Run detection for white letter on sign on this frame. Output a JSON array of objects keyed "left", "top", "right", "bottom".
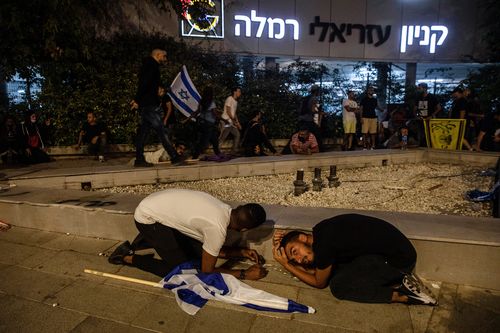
[
  {"left": 234, "top": 11, "right": 300, "bottom": 40},
  {"left": 400, "top": 25, "right": 448, "bottom": 54}
]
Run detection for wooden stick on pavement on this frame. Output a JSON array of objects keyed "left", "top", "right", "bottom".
[{"left": 84, "top": 269, "right": 160, "bottom": 288}]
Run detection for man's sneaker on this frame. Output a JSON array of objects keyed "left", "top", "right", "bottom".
[
  {"left": 134, "top": 159, "right": 154, "bottom": 167},
  {"left": 108, "top": 241, "right": 134, "bottom": 265},
  {"left": 398, "top": 274, "right": 438, "bottom": 306},
  {"left": 98, "top": 155, "right": 105, "bottom": 163},
  {"left": 406, "top": 273, "right": 437, "bottom": 298}
]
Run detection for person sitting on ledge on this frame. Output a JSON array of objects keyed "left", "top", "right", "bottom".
[
  {"left": 109, "top": 189, "right": 268, "bottom": 280},
  {"left": 289, "top": 127, "right": 319, "bottom": 155},
  {"left": 385, "top": 126, "right": 419, "bottom": 149},
  {"left": 241, "top": 110, "right": 278, "bottom": 157},
  {"left": 20, "top": 111, "right": 51, "bottom": 164},
  {"left": 75, "top": 111, "right": 108, "bottom": 162},
  {"left": 272, "top": 214, "right": 437, "bottom": 306}
]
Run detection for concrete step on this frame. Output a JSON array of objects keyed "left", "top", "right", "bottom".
[
  {"left": 4, "top": 149, "right": 499, "bottom": 190},
  {"left": 1, "top": 185, "right": 499, "bottom": 291}
]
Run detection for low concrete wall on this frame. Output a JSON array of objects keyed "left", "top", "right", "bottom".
[
  {"left": 8, "top": 149, "right": 497, "bottom": 191},
  {"left": 45, "top": 138, "right": 344, "bottom": 158},
  {"left": 1, "top": 195, "right": 499, "bottom": 291}
]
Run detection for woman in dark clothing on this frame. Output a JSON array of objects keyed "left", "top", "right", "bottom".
[
  {"left": 0, "top": 114, "right": 24, "bottom": 164},
  {"left": 188, "top": 86, "right": 222, "bottom": 159},
  {"left": 20, "top": 112, "right": 50, "bottom": 164},
  {"left": 241, "top": 111, "right": 278, "bottom": 157}
]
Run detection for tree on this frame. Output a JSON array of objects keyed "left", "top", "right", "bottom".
[{"left": 465, "top": 65, "right": 500, "bottom": 113}]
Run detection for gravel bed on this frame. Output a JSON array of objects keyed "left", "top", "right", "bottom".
[{"left": 100, "top": 163, "right": 494, "bottom": 217}]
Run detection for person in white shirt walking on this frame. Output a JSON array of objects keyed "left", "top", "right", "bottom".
[{"left": 220, "top": 87, "right": 242, "bottom": 155}]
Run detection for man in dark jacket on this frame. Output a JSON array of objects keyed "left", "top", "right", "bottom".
[{"left": 131, "top": 49, "right": 181, "bottom": 167}]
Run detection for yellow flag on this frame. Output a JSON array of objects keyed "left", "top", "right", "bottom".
[{"left": 424, "top": 119, "right": 466, "bottom": 150}]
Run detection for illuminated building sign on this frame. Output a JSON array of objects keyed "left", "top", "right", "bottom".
[
  {"left": 309, "top": 16, "right": 391, "bottom": 46},
  {"left": 181, "top": 0, "right": 224, "bottom": 38},
  {"left": 234, "top": 10, "right": 299, "bottom": 40},
  {"left": 400, "top": 25, "right": 448, "bottom": 54},
  {"left": 176, "top": 0, "right": 462, "bottom": 61}
]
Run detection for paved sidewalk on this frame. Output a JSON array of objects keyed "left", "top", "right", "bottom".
[{"left": 1, "top": 226, "right": 499, "bottom": 333}]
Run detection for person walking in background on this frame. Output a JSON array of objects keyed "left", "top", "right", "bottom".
[
  {"left": 130, "top": 48, "right": 182, "bottom": 167},
  {"left": 342, "top": 90, "right": 358, "bottom": 151},
  {"left": 75, "top": 111, "right": 108, "bottom": 162},
  {"left": 158, "top": 84, "right": 176, "bottom": 135},
  {"left": 219, "top": 87, "right": 242, "bottom": 155},
  {"left": 187, "top": 86, "right": 222, "bottom": 160},
  {"left": 360, "top": 86, "right": 381, "bottom": 150}
]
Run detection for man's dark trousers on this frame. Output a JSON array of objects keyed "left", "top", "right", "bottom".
[
  {"left": 131, "top": 221, "right": 203, "bottom": 277},
  {"left": 135, "top": 106, "right": 178, "bottom": 162},
  {"left": 329, "top": 254, "right": 415, "bottom": 303}
]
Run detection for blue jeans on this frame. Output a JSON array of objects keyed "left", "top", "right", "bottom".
[{"left": 136, "top": 106, "right": 177, "bottom": 161}]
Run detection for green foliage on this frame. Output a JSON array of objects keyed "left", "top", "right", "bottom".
[
  {"left": 465, "top": 64, "right": 500, "bottom": 112},
  {"left": 27, "top": 30, "right": 356, "bottom": 145},
  {"left": 480, "top": 0, "right": 500, "bottom": 62},
  {"left": 238, "top": 66, "right": 301, "bottom": 138}
]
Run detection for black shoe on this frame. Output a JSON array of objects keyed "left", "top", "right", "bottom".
[
  {"left": 134, "top": 160, "right": 154, "bottom": 167},
  {"left": 108, "top": 241, "right": 134, "bottom": 265},
  {"left": 170, "top": 155, "right": 186, "bottom": 166}
]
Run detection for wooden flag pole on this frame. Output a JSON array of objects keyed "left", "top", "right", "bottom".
[{"left": 84, "top": 269, "right": 160, "bottom": 288}]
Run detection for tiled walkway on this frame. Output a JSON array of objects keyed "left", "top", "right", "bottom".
[{"left": 1, "top": 226, "right": 499, "bottom": 333}]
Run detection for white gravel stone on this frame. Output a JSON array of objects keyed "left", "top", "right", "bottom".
[{"left": 99, "top": 163, "right": 493, "bottom": 217}]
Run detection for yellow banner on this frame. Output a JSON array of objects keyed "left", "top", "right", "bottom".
[{"left": 424, "top": 119, "right": 466, "bottom": 150}]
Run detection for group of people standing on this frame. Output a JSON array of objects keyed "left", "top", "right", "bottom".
[{"left": 341, "top": 82, "right": 499, "bottom": 152}]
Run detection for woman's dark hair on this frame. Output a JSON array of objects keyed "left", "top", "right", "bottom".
[
  {"left": 200, "top": 86, "right": 214, "bottom": 111},
  {"left": 250, "top": 110, "right": 262, "bottom": 120}
]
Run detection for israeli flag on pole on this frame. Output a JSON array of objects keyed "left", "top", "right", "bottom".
[
  {"left": 160, "top": 262, "right": 316, "bottom": 315},
  {"left": 168, "top": 66, "right": 201, "bottom": 119}
]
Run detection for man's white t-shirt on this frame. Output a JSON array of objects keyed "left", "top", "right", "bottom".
[
  {"left": 342, "top": 99, "right": 357, "bottom": 121},
  {"left": 134, "top": 189, "right": 232, "bottom": 257},
  {"left": 222, "top": 96, "right": 238, "bottom": 128}
]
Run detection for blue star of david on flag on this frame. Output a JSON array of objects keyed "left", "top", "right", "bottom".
[
  {"left": 178, "top": 89, "right": 190, "bottom": 101},
  {"left": 168, "top": 66, "right": 201, "bottom": 120}
]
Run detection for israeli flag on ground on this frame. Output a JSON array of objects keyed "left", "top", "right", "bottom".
[
  {"left": 159, "top": 261, "right": 316, "bottom": 315},
  {"left": 168, "top": 66, "right": 201, "bottom": 119},
  {"left": 466, "top": 181, "right": 500, "bottom": 202}
]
